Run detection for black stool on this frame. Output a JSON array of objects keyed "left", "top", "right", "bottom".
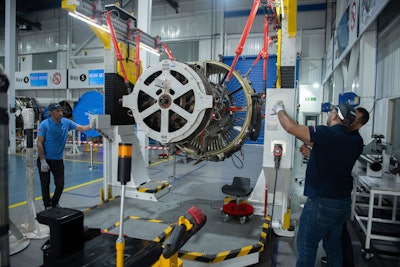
[{"left": 221, "top": 176, "right": 254, "bottom": 224}]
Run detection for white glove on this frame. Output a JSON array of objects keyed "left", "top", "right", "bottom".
[
  {"left": 272, "top": 101, "right": 285, "bottom": 114},
  {"left": 89, "top": 115, "right": 96, "bottom": 129},
  {"left": 40, "top": 159, "right": 50, "bottom": 172}
]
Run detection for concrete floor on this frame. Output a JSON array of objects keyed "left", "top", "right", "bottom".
[{"left": 7, "top": 143, "right": 400, "bottom": 266}]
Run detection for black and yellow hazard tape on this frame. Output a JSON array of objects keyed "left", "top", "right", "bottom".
[
  {"left": 81, "top": 195, "right": 120, "bottom": 214},
  {"left": 153, "top": 225, "right": 173, "bottom": 243},
  {"left": 103, "top": 216, "right": 131, "bottom": 233},
  {"left": 178, "top": 216, "right": 270, "bottom": 263},
  {"left": 178, "top": 243, "right": 263, "bottom": 263},
  {"left": 258, "top": 215, "right": 271, "bottom": 250},
  {"left": 137, "top": 181, "right": 169, "bottom": 193},
  {"left": 102, "top": 214, "right": 173, "bottom": 238},
  {"left": 100, "top": 211, "right": 271, "bottom": 264}
]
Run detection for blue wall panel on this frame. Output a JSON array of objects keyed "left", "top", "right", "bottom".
[{"left": 224, "top": 55, "right": 277, "bottom": 145}]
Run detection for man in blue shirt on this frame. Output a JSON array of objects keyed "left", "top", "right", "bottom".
[
  {"left": 37, "top": 103, "right": 91, "bottom": 210},
  {"left": 272, "top": 102, "right": 363, "bottom": 267}
]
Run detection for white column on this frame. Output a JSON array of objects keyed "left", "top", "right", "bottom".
[
  {"left": 333, "top": 67, "right": 344, "bottom": 103},
  {"left": 345, "top": 43, "right": 360, "bottom": 91},
  {"left": 219, "top": 0, "right": 225, "bottom": 57},
  {"left": 137, "top": 0, "right": 152, "bottom": 70},
  {"left": 136, "top": 1, "right": 153, "bottom": 165},
  {"left": 358, "top": 30, "right": 376, "bottom": 140}
]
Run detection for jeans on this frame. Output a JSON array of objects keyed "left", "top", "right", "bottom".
[
  {"left": 296, "top": 197, "right": 351, "bottom": 267},
  {"left": 341, "top": 221, "right": 354, "bottom": 267}
]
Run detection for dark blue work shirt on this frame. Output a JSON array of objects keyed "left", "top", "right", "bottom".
[{"left": 304, "top": 124, "right": 363, "bottom": 199}]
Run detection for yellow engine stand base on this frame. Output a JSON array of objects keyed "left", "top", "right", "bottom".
[
  {"left": 84, "top": 143, "right": 99, "bottom": 152},
  {"left": 100, "top": 186, "right": 113, "bottom": 202},
  {"left": 152, "top": 253, "right": 182, "bottom": 267}
]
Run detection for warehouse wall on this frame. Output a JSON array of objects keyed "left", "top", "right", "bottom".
[
  {"left": 3, "top": 0, "right": 378, "bottom": 149},
  {"left": 319, "top": 0, "right": 400, "bottom": 155},
  {"left": 374, "top": 0, "right": 400, "bottom": 155},
  {"left": 0, "top": 1, "right": 327, "bottom": 72}
]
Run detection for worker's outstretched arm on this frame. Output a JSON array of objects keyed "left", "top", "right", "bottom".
[{"left": 272, "top": 102, "right": 310, "bottom": 143}]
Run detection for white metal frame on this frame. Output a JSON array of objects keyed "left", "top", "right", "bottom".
[{"left": 351, "top": 173, "right": 400, "bottom": 257}]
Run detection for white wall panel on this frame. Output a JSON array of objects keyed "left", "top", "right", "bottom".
[
  {"left": 300, "top": 29, "right": 325, "bottom": 58},
  {"left": 373, "top": 98, "right": 390, "bottom": 138},
  {"left": 152, "top": 14, "right": 213, "bottom": 40},
  {"left": 297, "top": 10, "right": 326, "bottom": 30},
  {"left": 377, "top": 17, "right": 400, "bottom": 99},
  {"left": 299, "top": 59, "right": 323, "bottom": 85},
  {"left": 299, "top": 84, "right": 323, "bottom": 112},
  {"left": 225, "top": 34, "right": 277, "bottom": 56},
  {"left": 198, "top": 38, "right": 220, "bottom": 61},
  {"left": 17, "top": 18, "right": 102, "bottom": 54},
  {"left": 224, "top": 16, "right": 266, "bottom": 35},
  {"left": 152, "top": 0, "right": 213, "bottom": 19},
  {"left": 18, "top": 31, "right": 60, "bottom": 54},
  {"left": 199, "top": 39, "right": 210, "bottom": 61},
  {"left": 152, "top": 0, "right": 252, "bottom": 19}
]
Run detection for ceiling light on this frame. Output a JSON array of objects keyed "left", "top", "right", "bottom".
[
  {"left": 139, "top": 43, "right": 160, "bottom": 56},
  {"left": 68, "top": 12, "right": 110, "bottom": 33}
]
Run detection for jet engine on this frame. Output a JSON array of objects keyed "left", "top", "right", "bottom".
[{"left": 123, "top": 59, "right": 262, "bottom": 161}]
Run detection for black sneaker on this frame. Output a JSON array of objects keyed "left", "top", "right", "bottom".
[
  {"left": 45, "top": 206, "right": 52, "bottom": 211},
  {"left": 321, "top": 256, "right": 327, "bottom": 264},
  {"left": 52, "top": 204, "right": 61, "bottom": 208}
]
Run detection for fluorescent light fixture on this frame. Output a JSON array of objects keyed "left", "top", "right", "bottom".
[
  {"left": 139, "top": 43, "right": 160, "bottom": 56},
  {"left": 48, "top": 59, "right": 53, "bottom": 63},
  {"left": 69, "top": 11, "right": 159, "bottom": 57},
  {"left": 68, "top": 12, "right": 110, "bottom": 33},
  {"left": 312, "top": 82, "right": 320, "bottom": 89}
]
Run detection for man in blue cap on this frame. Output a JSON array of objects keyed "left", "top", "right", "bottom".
[
  {"left": 299, "top": 106, "right": 370, "bottom": 267},
  {"left": 37, "top": 103, "right": 91, "bottom": 210},
  {"left": 272, "top": 101, "right": 363, "bottom": 267}
]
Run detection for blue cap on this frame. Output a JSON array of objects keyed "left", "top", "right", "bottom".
[{"left": 48, "top": 103, "right": 62, "bottom": 111}]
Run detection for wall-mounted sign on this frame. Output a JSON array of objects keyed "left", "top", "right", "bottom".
[
  {"left": 359, "top": 0, "right": 390, "bottom": 36},
  {"left": 333, "top": 4, "right": 350, "bottom": 68},
  {"left": 15, "top": 70, "right": 67, "bottom": 90},
  {"left": 333, "top": 0, "right": 359, "bottom": 70},
  {"left": 324, "top": 0, "right": 389, "bottom": 83},
  {"left": 88, "top": 69, "right": 104, "bottom": 86},
  {"left": 348, "top": 0, "right": 359, "bottom": 49},
  {"left": 30, "top": 73, "right": 48, "bottom": 87},
  {"left": 69, "top": 68, "right": 104, "bottom": 89}
]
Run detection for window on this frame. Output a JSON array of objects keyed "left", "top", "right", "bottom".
[{"left": 32, "top": 52, "right": 57, "bottom": 70}]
